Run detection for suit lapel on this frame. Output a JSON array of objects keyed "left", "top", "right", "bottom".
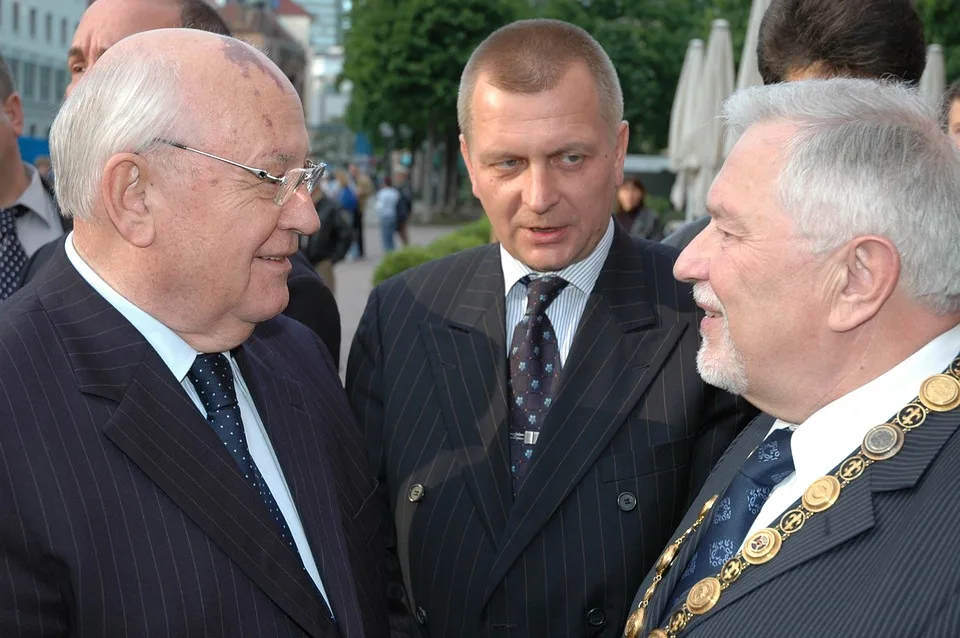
[
  {"left": 483, "top": 230, "right": 686, "bottom": 606},
  {"left": 419, "top": 247, "right": 513, "bottom": 544},
  {"left": 38, "top": 248, "right": 335, "bottom": 638}
]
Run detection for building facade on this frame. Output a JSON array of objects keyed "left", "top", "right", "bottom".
[{"left": 0, "top": 0, "right": 86, "bottom": 138}]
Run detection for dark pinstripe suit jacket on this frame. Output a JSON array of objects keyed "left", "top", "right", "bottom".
[
  {"left": 346, "top": 227, "right": 756, "bottom": 638},
  {"left": 0, "top": 245, "right": 387, "bottom": 637},
  {"left": 628, "top": 404, "right": 960, "bottom": 637}
]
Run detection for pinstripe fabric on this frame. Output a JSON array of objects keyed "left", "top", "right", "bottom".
[
  {"left": 502, "top": 219, "right": 614, "bottom": 364},
  {"left": 0, "top": 244, "right": 388, "bottom": 637},
  {"left": 628, "top": 403, "right": 960, "bottom": 638},
  {"left": 346, "top": 226, "right": 757, "bottom": 638}
]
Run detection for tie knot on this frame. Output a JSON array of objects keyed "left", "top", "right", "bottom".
[
  {"left": 187, "top": 353, "right": 238, "bottom": 412},
  {"left": 521, "top": 275, "right": 568, "bottom": 316},
  {"left": 741, "top": 426, "right": 796, "bottom": 487}
]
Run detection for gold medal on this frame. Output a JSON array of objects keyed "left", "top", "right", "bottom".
[
  {"left": 779, "top": 508, "right": 806, "bottom": 534},
  {"left": 686, "top": 577, "right": 721, "bottom": 615},
  {"left": 648, "top": 630, "right": 669, "bottom": 638},
  {"left": 700, "top": 494, "right": 719, "bottom": 517},
  {"left": 667, "top": 610, "right": 687, "bottom": 634},
  {"left": 656, "top": 543, "right": 679, "bottom": 573},
  {"left": 919, "top": 374, "right": 960, "bottom": 412},
  {"left": 623, "top": 608, "right": 644, "bottom": 638},
  {"left": 839, "top": 456, "right": 867, "bottom": 481},
  {"left": 897, "top": 403, "right": 927, "bottom": 429},
  {"left": 862, "top": 423, "right": 904, "bottom": 461},
  {"left": 720, "top": 557, "right": 743, "bottom": 584},
  {"left": 802, "top": 476, "right": 841, "bottom": 513},
  {"left": 643, "top": 582, "right": 658, "bottom": 604},
  {"left": 743, "top": 528, "right": 782, "bottom": 565}
]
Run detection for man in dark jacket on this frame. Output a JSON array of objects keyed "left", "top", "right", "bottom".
[{"left": 303, "top": 187, "right": 354, "bottom": 293}]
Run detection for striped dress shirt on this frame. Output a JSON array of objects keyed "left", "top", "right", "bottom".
[{"left": 501, "top": 218, "right": 615, "bottom": 365}]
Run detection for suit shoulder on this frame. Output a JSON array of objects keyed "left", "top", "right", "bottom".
[{"left": 0, "top": 287, "right": 48, "bottom": 345}]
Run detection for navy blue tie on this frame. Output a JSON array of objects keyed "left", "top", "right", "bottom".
[
  {"left": 670, "top": 426, "right": 796, "bottom": 605},
  {"left": 187, "top": 353, "right": 295, "bottom": 548},
  {"left": 0, "top": 205, "right": 29, "bottom": 301},
  {"left": 508, "top": 275, "right": 568, "bottom": 494}
]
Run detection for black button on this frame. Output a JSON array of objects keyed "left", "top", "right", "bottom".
[
  {"left": 586, "top": 607, "right": 606, "bottom": 627},
  {"left": 416, "top": 606, "right": 428, "bottom": 624},
  {"left": 618, "top": 492, "right": 637, "bottom": 512}
]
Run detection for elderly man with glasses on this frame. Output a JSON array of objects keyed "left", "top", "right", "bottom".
[{"left": 0, "top": 29, "right": 388, "bottom": 638}]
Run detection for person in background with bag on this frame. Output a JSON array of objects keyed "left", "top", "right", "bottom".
[
  {"left": 394, "top": 170, "right": 413, "bottom": 247},
  {"left": 302, "top": 186, "right": 354, "bottom": 294},
  {"left": 374, "top": 176, "right": 401, "bottom": 254}
]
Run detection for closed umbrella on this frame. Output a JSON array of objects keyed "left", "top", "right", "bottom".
[
  {"left": 736, "top": 0, "right": 770, "bottom": 91},
  {"left": 668, "top": 39, "right": 704, "bottom": 211},
  {"left": 683, "top": 19, "right": 735, "bottom": 221},
  {"left": 920, "top": 44, "right": 946, "bottom": 109}
]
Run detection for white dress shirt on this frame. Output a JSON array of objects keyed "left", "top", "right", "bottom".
[
  {"left": 740, "top": 323, "right": 960, "bottom": 549},
  {"left": 13, "top": 162, "right": 62, "bottom": 256},
  {"left": 502, "top": 218, "right": 614, "bottom": 365},
  {"left": 65, "top": 234, "right": 333, "bottom": 613}
]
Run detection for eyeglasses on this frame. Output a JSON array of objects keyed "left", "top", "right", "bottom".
[{"left": 155, "top": 139, "right": 326, "bottom": 206}]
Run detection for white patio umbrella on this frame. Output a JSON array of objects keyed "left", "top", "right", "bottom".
[
  {"left": 668, "top": 39, "right": 705, "bottom": 211},
  {"left": 683, "top": 19, "right": 735, "bottom": 221},
  {"left": 920, "top": 44, "right": 946, "bottom": 109},
  {"left": 723, "top": 0, "right": 771, "bottom": 156}
]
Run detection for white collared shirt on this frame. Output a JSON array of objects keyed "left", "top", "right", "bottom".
[
  {"left": 502, "top": 218, "right": 614, "bottom": 365},
  {"left": 740, "top": 323, "right": 960, "bottom": 549},
  {"left": 64, "top": 234, "right": 333, "bottom": 614},
  {"left": 13, "top": 163, "right": 62, "bottom": 256}
]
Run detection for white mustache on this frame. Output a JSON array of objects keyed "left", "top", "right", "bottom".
[{"left": 692, "top": 282, "right": 725, "bottom": 314}]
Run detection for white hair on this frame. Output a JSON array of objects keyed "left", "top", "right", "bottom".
[
  {"left": 723, "top": 78, "right": 960, "bottom": 315},
  {"left": 50, "top": 48, "right": 184, "bottom": 221}
]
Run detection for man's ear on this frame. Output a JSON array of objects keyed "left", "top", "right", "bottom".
[
  {"left": 100, "top": 153, "right": 156, "bottom": 248},
  {"left": 3, "top": 93, "right": 25, "bottom": 137},
  {"left": 614, "top": 120, "right": 629, "bottom": 186},
  {"left": 828, "top": 236, "right": 900, "bottom": 333}
]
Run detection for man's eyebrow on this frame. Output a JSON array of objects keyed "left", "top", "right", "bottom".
[{"left": 67, "top": 47, "right": 83, "bottom": 60}]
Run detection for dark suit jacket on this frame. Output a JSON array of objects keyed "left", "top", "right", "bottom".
[
  {"left": 19, "top": 239, "right": 342, "bottom": 367},
  {"left": 628, "top": 394, "right": 960, "bottom": 637},
  {"left": 346, "top": 227, "right": 756, "bottom": 638},
  {"left": 0, "top": 244, "right": 388, "bottom": 637}
]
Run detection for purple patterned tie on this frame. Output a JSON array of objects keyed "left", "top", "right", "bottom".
[
  {"left": 669, "top": 426, "right": 795, "bottom": 607},
  {"left": 0, "top": 205, "right": 29, "bottom": 301},
  {"left": 508, "top": 275, "right": 568, "bottom": 495}
]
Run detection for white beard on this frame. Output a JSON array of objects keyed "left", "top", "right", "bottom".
[{"left": 693, "top": 282, "right": 749, "bottom": 396}]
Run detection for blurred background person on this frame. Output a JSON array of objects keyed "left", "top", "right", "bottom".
[
  {"left": 347, "top": 163, "right": 374, "bottom": 259},
  {"left": 373, "top": 175, "right": 401, "bottom": 253},
  {"left": 0, "top": 55, "right": 68, "bottom": 301},
  {"left": 302, "top": 185, "right": 353, "bottom": 293},
  {"left": 394, "top": 169, "right": 413, "bottom": 247},
  {"left": 615, "top": 177, "right": 662, "bottom": 240},
  {"left": 942, "top": 80, "right": 960, "bottom": 150}
]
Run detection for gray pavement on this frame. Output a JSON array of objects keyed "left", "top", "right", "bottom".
[{"left": 333, "top": 220, "right": 456, "bottom": 373}]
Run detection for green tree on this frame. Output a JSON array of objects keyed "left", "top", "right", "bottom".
[{"left": 917, "top": 0, "right": 960, "bottom": 83}]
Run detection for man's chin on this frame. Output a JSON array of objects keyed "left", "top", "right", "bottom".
[{"left": 696, "top": 348, "right": 749, "bottom": 396}]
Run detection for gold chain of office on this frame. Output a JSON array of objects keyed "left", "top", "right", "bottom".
[{"left": 623, "top": 353, "right": 960, "bottom": 638}]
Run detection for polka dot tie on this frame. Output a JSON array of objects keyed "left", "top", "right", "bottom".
[
  {"left": 188, "top": 353, "right": 295, "bottom": 548},
  {"left": 669, "top": 426, "right": 796, "bottom": 608},
  {"left": 508, "top": 275, "right": 569, "bottom": 495},
  {"left": 0, "top": 205, "right": 29, "bottom": 301}
]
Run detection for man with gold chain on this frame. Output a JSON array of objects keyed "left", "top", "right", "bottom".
[{"left": 623, "top": 77, "right": 960, "bottom": 637}]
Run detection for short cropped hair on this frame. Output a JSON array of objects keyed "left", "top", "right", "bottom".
[
  {"left": 724, "top": 79, "right": 960, "bottom": 314},
  {"left": 0, "top": 54, "right": 15, "bottom": 101},
  {"left": 940, "top": 80, "right": 960, "bottom": 132},
  {"left": 179, "top": 0, "right": 231, "bottom": 36},
  {"left": 757, "top": 0, "right": 926, "bottom": 86},
  {"left": 457, "top": 19, "right": 623, "bottom": 138}
]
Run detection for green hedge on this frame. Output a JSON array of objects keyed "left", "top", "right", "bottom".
[{"left": 373, "top": 217, "right": 492, "bottom": 285}]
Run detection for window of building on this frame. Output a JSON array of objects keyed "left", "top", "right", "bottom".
[
  {"left": 13, "top": 2, "right": 19, "bottom": 33},
  {"left": 22, "top": 62, "right": 35, "bottom": 98},
  {"left": 0, "top": 0, "right": 4, "bottom": 27},
  {"left": 39, "top": 65, "right": 51, "bottom": 102},
  {"left": 55, "top": 69, "right": 68, "bottom": 99},
  {"left": 9, "top": 59, "right": 20, "bottom": 87},
  {"left": 45, "top": 12, "right": 51, "bottom": 42},
  {"left": 60, "top": 18, "right": 67, "bottom": 45},
  {"left": 29, "top": 7, "right": 35, "bottom": 37}
]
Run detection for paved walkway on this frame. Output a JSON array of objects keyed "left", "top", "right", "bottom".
[{"left": 333, "top": 221, "right": 456, "bottom": 372}]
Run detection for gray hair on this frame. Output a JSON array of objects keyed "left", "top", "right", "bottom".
[
  {"left": 723, "top": 78, "right": 960, "bottom": 315},
  {"left": 50, "top": 49, "right": 184, "bottom": 221}
]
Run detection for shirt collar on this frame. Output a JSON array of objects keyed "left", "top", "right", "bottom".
[
  {"left": 501, "top": 217, "right": 614, "bottom": 296},
  {"left": 64, "top": 232, "right": 199, "bottom": 382},
  {"left": 16, "top": 163, "right": 58, "bottom": 228},
  {"left": 774, "top": 322, "right": 960, "bottom": 478}
]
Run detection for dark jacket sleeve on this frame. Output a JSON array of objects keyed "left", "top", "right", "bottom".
[
  {"left": 661, "top": 216, "right": 710, "bottom": 251},
  {"left": 282, "top": 252, "right": 342, "bottom": 368}
]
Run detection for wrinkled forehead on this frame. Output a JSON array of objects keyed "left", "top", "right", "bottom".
[{"left": 70, "top": 0, "right": 180, "bottom": 62}]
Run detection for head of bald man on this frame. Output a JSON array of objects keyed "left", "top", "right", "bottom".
[
  {"left": 52, "top": 29, "right": 320, "bottom": 353},
  {"left": 67, "top": 0, "right": 230, "bottom": 97}
]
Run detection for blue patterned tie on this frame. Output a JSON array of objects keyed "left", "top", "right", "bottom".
[
  {"left": 670, "top": 426, "right": 795, "bottom": 605},
  {"left": 0, "top": 205, "right": 29, "bottom": 301},
  {"left": 508, "top": 275, "right": 568, "bottom": 494},
  {"left": 187, "top": 353, "right": 295, "bottom": 548}
]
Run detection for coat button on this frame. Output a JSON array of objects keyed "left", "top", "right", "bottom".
[
  {"left": 586, "top": 607, "right": 606, "bottom": 627},
  {"left": 408, "top": 484, "right": 425, "bottom": 502},
  {"left": 416, "top": 606, "right": 428, "bottom": 624},
  {"left": 618, "top": 492, "right": 637, "bottom": 512}
]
